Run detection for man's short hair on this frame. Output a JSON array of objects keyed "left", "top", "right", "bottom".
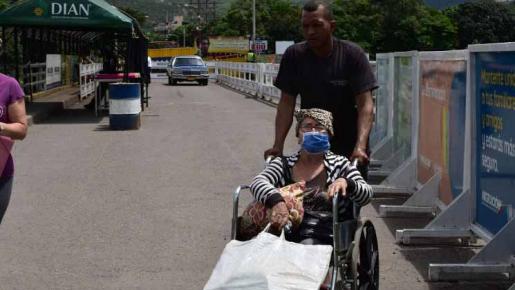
[{"left": 302, "top": 0, "right": 334, "bottom": 21}]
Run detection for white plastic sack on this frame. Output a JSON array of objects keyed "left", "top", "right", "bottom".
[{"left": 203, "top": 227, "right": 333, "bottom": 290}]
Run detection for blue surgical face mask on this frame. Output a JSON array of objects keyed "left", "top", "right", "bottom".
[{"left": 302, "top": 131, "right": 330, "bottom": 154}]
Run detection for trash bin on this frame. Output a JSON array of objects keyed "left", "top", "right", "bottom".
[{"left": 108, "top": 83, "right": 141, "bottom": 130}]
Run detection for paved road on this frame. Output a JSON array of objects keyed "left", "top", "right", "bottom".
[{"left": 0, "top": 80, "right": 510, "bottom": 289}]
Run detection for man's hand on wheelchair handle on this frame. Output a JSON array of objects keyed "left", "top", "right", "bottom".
[
  {"left": 328, "top": 178, "right": 348, "bottom": 198},
  {"left": 270, "top": 202, "right": 289, "bottom": 230},
  {"left": 351, "top": 147, "right": 369, "bottom": 165},
  {"left": 264, "top": 147, "right": 282, "bottom": 160}
]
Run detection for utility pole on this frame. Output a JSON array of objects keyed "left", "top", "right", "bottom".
[
  {"left": 183, "top": 26, "right": 186, "bottom": 47},
  {"left": 197, "top": 0, "right": 201, "bottom": 47},
  {"left": 252, "top": 0, "right": 256, "bottom": 54}
]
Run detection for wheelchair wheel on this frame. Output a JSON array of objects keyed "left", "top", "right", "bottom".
[{"left": 351, "top": 220, "right": 379, "bottom": 290}]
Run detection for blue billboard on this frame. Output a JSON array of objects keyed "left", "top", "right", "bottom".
[{"left": 475, "top": 51, "right": 515, "bottom": 235}]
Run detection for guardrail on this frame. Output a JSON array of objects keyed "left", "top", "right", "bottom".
[{"left": 79, "top": 63, "right": 102, "bottom": 100}]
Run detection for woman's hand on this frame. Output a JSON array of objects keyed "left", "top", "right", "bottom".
[
  {"left": 270, "top": 201, "right": 289, "bottom": 230},
  {"left": 327, "top": 178, "right": 348, "bottom": 198}
]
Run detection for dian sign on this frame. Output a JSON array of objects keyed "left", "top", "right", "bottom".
[{"left": 51, "top": 2, "right": 92, "bottom": 18}]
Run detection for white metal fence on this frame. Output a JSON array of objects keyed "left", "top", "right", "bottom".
[
  {"left": 214, "top": 61, "right": 376, "bottom": 103},
  {"left": 214, "top": 62, "right": 281, "bottom": 101},
  {"left": 79, "top": 63, "right": 103, "bottom": 100}
]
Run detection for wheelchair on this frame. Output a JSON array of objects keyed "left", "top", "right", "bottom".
[{"left": 230, "top": 178, "right": 379, "bottom": 290}]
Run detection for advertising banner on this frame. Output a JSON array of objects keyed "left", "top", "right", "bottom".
[
  {"left": 392, "top": 56, "right": 414, "bottom": 167},
  {"left": 370, "top": 56, "right": 391, "bottom": 148},
  {"left": 45, "top": 54, "right": 61, "bottom": 88},
  {"left": 275, "top": 41, "right": 294, "bottom": 55},
  {"left": 209, "top": 37, "right": 249, "bottom": 53},
  {"left": 418, "top": 60, "right": 466, "bottom": 204},
  {"left": 474, "top": 51, "right": 515, "bottom": 235},
  {"left": 249, "top": 40, "right": 268, "bottom": 54}
]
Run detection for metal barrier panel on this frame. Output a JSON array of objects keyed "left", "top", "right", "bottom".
[
  {"left": 418, "top": 51, "right": 468, "bottom": 205},
  {"left": 470, "top": 43, "right": 515, "bottom": 236},
  {"left": 371, "top": 54, "right": 394, "bottom": 152},
  {"left": 427, "top": 43, "right": 515, "bottom": 282},
  {"left": 390, "top": 52, "right": 419, "bottom": 170}
]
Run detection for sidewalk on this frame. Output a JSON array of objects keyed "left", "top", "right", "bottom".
[{"left": 25, "top": 86, "right": 91, "bottom": 125}]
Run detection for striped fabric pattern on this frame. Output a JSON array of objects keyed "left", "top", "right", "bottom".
[{"left": 250, "top": 151, "right": 373, "bottom": 209}]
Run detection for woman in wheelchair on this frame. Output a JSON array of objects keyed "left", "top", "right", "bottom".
[
  {"left": 249, "top": 108, "right": 374, "bottom": 289},
  {"left": 250, "top": 108, "right": 373, "bottom": 241}
]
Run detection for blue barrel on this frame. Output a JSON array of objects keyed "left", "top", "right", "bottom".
[{"left": 109, "top": 83, "right": 141, "bottom": 130}]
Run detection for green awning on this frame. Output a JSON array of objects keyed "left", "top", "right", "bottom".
[{"left": 0, "top": 0, "right": 134, "bottom": 31}]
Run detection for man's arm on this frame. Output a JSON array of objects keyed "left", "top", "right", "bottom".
[
  {"left": 265, "top": 91, "right": 296, "bottom": 158},
  {"left": 352, "top": 90, "right": 374, "bottom": 162}
]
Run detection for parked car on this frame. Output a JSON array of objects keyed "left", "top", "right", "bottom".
[{"left": 166, "top": 56, "right": 209, "bottom": 86}]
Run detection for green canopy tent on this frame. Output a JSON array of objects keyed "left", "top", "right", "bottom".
[
  {"left": 0, "top": 0, "right": 149, "bottom": 105},
  {"left": 0, "top": 0, "right": 134, "bottom": 31}
]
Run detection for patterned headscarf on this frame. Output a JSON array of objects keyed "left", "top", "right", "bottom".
[{"left": 295, "top": 108, "right": 334, "bottom": 136}]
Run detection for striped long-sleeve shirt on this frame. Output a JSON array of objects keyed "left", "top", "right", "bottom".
[{"left": 250, "top": 151, "right": 373, "bottom": 210}]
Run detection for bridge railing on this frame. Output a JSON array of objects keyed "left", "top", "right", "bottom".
[
  {"left": 214, "top": 62, "right": 281, "bottom": 102},
  {"left": 214, "top": 61, "right": 375, "bottom": 104},
  {"left": 79, "top": 63, "right": 103, "bottom": 100}
]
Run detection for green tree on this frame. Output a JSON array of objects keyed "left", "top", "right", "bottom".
[
  {"left": 333, "top": 0, "right": 382, "bottom": 53},
  {"left": 210, "top": 0, "right": 302, "bottom": 52},
  {"left": 0, "top": 0, "right": 7, "bottom": 11},
  {"left": 446, "top": 0, "right": 515, "bottom": 48},
  {"left": 266, "top": 0, "right": 302, "bottom": 45},
  {"left": 415, "top": 6, "right": 456, "bottom": 50},
  {"left": 372, "top": 0, "right": 456, "bottom": 53},
  {"left": 168, "top": 24, "right": 197, "bottom": 47},
  {"left": 211, "top": 0, "right": 457, "bottom": 55},
  {"left": 0, "top": 0, "right": 18, "bottom": 11},
  {"left": 119, "top": 6, "right": 147, "bottom": 26}
]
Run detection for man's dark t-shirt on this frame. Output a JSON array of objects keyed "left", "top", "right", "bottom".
[{"left": 274, "top": 38, "right": 378, "bottom": 157}]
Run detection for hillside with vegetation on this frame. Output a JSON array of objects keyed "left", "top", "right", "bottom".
[
  {"left": 424, "top": 0, "right": 467, "bottom": 9},
  {"left": 2, "top": 0, "right": 513, "bottom": 54},
  {"left": 106, "top": 0, "right": 233, "bottom": 29},
  {"left": 104, "top": 0, "right": 471, "bottom": 28}
]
